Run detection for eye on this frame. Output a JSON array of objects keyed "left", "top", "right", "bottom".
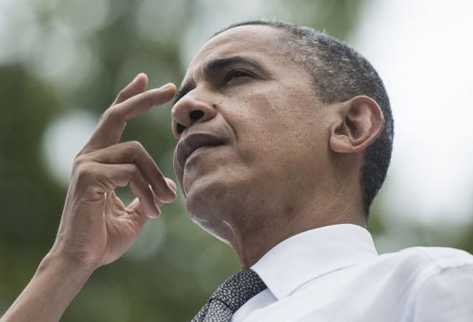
[{"left": 223, "top": 70, "right": 253, "bottom": 86}]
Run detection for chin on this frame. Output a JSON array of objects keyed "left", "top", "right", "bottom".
[
  {"left": 185, "top": 173, "right": 229, "bottom": 217},
  {"left": 184, "top": 171, "right": 246, "bottom": 243},
  {"left": 189, "top": 212, "right": 234, "bottom": 245}
]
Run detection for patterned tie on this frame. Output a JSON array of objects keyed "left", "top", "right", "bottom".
[{"left": 191, "top": 269, "right": 267, "bottom": 322}]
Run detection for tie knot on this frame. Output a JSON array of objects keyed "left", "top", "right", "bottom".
[{"left": 210, "top": 269, "right": 267, "bottom": 313}]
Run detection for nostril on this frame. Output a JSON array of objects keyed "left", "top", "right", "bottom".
[
  {"left": 176, "top": 123, "right": 186, "bottom": 134},
  {"left": 190, "top": 110, "right": 204, "bottom": 121}
]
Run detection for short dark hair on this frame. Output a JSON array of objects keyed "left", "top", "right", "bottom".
[{"left": 213, "top": 20, "right": 394, "bottom": 217}]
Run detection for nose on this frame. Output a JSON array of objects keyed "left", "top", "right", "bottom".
[{"left": 171, "top": 96, "right": 217, "bottom": 137}]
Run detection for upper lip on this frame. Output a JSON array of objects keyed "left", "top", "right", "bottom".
[{"left": 175, "top": 132, "right": 226, "bottom": 170}]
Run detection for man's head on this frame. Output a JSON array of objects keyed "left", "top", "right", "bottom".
[
  {"left": 214, "top": 21, "right": 394, "bottom": 216},
  {"left": 171, "top": 21, "right": 393, "bottom": 251}
]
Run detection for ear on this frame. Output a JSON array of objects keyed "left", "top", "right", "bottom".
[{"left": 329, "top": 96, "right": 385, "bottom": 154}]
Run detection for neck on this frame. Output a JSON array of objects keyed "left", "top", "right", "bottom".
[
  {"left": 229, "top": 199, "right": 366, "bottom": 269},
  {"left": 207, "top": 167, "right": 367, "bottom": 269}
]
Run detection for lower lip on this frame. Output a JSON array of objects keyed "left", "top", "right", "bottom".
[{"left": 184, "top": 145, "right": 218, "bottom": 168}]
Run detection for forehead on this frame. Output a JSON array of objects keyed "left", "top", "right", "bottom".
[{"left": 184, "top": 25, "right": 288, "bottom": 77}]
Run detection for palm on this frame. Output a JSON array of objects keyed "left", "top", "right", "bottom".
[{"left": 100, "top": 192, "right": 146, "bottom": 265}]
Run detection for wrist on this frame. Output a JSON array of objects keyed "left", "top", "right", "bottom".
[
  {"left": 0, "top": 249, "right": 96, "bottom": 322},
  {"left": 38, "top": 250, "right": 96, "bottom": 279}
]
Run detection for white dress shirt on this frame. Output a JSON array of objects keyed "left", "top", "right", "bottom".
[{"left": 231, "top": 224, "right": 473, "bottom": 322}]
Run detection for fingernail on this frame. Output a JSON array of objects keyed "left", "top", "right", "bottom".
[
  {"left": 154, "top": 205, "right": 161, "bottom": 218},
  {"left": 165, "top": 177, "right": 177, "bottom": 193},
  {"left": 142, "top": 195, "right": 159, "bottom": 218},
  {"left": 147, "top": 206, "right": 160, "bottom": 219},
  {"left": 159, "top": 83, "right": 175, "bottom": 92},
  {"left": 153, "top": 194, "right": 162, "bottom": 210}
]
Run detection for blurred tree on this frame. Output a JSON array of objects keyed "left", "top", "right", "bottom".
[
  {"left": 6, "top": 1, "right": 470, "bottom": 322},
  {"left": 0, "top": 64, "right": 64, "bottom": 309}
]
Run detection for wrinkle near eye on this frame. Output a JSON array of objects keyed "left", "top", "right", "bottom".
[
  {"left": 174, "top": 56, "right": 270, "bottom": 104},
  {"left": 222, "top": 70, "right": 254, "bottom": 87}
]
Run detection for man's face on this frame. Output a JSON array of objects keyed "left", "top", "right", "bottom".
[{"left": 171, "top": 25, "right": 330, "bottom": 240}]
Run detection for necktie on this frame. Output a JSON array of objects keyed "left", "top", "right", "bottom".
[{"left": 191, "top": 269, "right": 267, "bottom": 322}]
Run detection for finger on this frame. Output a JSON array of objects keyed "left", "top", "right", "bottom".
[
  {"left": 165, "top": 177, "right": 177, "bottom": 194},
  {"left": 112, "top": 83, "right": 176, "bottom": 120},
  {"left": 113, "top": 73, "right": 149, "bottom": 105},
  {"left": 80, "top": 83, "right": 176, "bottom": 154},
  {"left": 94, "top": 163, "right": 140, "bottom": 189},
  {"left": 127, "top": 197, "right": 140, "bottom": 210},
  {"left": 97, "top": 163, "right": 160, "bottom": 218},
  {"left": 84, "top": 141, "right": 176, "bottom": 202},
  {"left": 129, "top": 170, "right": 161, "bottom": 219},
  {"left": 124, "top": 199, "right": 148, "bottom": 229},
  {"left": 79, "top": 162, "right": 159, "bottom": 218}
]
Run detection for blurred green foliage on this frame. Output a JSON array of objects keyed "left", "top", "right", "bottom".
[{"left": 1, "top": 0, "right": 472, "bottom": 321}]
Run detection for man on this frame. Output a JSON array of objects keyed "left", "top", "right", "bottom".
[{"left": 2, "top": 21, "right": 473, "bottom": 322}]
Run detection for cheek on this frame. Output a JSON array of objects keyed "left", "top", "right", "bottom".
[
  {"left": 228, "top": 93, "right": 286, "bottom": 162},
  {"left": 224, "top": 88, "right": 329, "bottom": 176}
]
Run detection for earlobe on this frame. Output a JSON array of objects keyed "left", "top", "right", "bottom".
[{"left": 329, "top": 96, "right": 385, "bottom": 154}]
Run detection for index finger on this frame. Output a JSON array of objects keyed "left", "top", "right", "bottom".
[{"left": 80, "top": 83, "right": 176, "bottom": 155}]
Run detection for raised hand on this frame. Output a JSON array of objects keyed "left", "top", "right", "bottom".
[
  {"left": 0, "top": 73, "right": 178, "bottom": 322},
  {"left": 49, "top": 73, "right": 177, "bottom": 269}
]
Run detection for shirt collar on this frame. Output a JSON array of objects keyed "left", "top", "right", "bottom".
[{"left": 251, "top": 224, "right": 378, "bottom": 300}]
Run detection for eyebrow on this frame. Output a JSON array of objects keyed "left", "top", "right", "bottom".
[{"left": 173, "top": 56, "right": 266, "bottom": 104}]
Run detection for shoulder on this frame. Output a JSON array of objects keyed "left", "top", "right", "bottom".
[
  {"left": 404, "top": 246, "right": 472, "bottom": 265},
  {"left": 364, "top": 246, "right": 473, "bottom": 298},
  {"left": 375, "top": 246, "right": 473, "bottom": 286},
  {"left": 386, "top": 247, "right": 473, "bottom": 321},
  {"left": 377, "top": 246, "right": 473, "bottom": 274},
  {"left": 394, "top": 245, "right": 473, "bottom": 282}
]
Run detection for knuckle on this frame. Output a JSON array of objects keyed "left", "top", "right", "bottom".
[
  {"left": 101, "top": 107, "right": 112, "bottom": 121},
  {"left": 72, "top": 155, "right": 91, "bottom": 175},
  {"left": 82, "top": 185, "right": 106, "bottom": 201},
  {"left": 116, "top": 89, "right": 127, "bottom": 100},
  {"left": 102, "top": 106, "right": 123, "bottom": 123},
  {"left": 127, "top": 140, "right": 145, "bottom": 154},
  {"left": 75, "top": 162, "right": 97, "bottom": 182},
  {"left": 127, "top": 164, "right": 140, "bottom": 178},
  {"left": 73, "top": 154, "right": 88, "bottom": 165}
]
